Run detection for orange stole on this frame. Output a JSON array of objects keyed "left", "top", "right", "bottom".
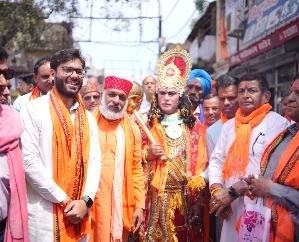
[
  {"left": 220, "top": 112, "right": 229, "bottom": 123},
  {"left": 93, "top": 112, "right": 145, "bottom": 232},
  {"left": 29, "top": 86, "right": 40, "bottom": 100},
  {"left": 222, "top": 103, "right": 272, "bottom": 180},
  {"left": 194, "top": 122, "right": 208, "bottom": 175},
  {"left": 151, "top": 119, "right": 207, "bottom": 194},
  {"left": 49, "top": 88, "right": 90, "bottom": 242},
  {"left": 261, "top": 128, "right": 299, "bottom": 242}
]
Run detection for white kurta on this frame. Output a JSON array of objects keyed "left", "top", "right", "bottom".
[
  {"left": 21, "top": 94, "right": 101, "bottom": 242},
  {"left": 208, "top": 111, "right": 289, "bottom": 242},
  {"left": 13, "top": 92, "right": 31, "bottom": 112}
]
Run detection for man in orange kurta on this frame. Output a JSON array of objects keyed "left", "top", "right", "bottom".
[{"left": 91, "top": 76, "right": 145, "bottom": 242}]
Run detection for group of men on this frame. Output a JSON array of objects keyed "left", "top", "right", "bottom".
[{"left": 0, "top": 44, "right": 298, "bottom": 242}]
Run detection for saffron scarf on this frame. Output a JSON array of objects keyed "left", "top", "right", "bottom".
[
  {"left": 261, "top": 128, "right": 299, "bottom": 242},
  {"left": 29, "top": 86, "right": 40, "bottom": 100},
  {"left": 220, "top": 112, "right": 229, "bottom": 123},
  {"left": 0, "top": 105, "right": 29, "bottom": 242},
  {"left": 222, "top": 103, "right": 272, "bottom": 180},
  {"left": 49, "top": 88, "right": 90, "bottom": 242},
  {"left": 150, "top": 119, "right": 203, "bottom": 195},
  {"left": 194, "top": 122, "right": 208, "bottom": 175},
  {"left": 94, "top": 111, "right": 145, "bottom": 232}
]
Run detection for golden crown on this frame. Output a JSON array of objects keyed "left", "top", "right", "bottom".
[{"left": 157, "top": 45, "right": 192, "bottom": 93}]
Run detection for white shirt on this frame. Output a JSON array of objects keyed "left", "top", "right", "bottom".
[
  {"left": 208, "top": 111, "right": 288, "bottom": 242},
  {"left": 21, "top": 94, "right": 101, "bottom": 241},
  {"left": 139, "top": 95, "right": 151, "bottom": 114},
  {"left": 13, "top": 92, "right": 32, "bottom": 112}
]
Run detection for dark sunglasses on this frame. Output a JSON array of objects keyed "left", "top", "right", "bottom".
[
  {"left": 83, "top": 94, "right": 100, "bottom": 101},
  {"left": 0, "top": 68, "right": 15, "bottom": 80}
]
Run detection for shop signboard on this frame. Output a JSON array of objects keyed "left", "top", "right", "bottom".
[
  {"left": 230, "top": 17, "right": 299, "bottom": 66},
  {"left": 243, "top": 0, "right": 299, "bottom": 47}
]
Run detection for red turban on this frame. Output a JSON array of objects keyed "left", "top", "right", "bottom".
[{"left": 104, "top": 76, "right": 133, "bottom": 95}]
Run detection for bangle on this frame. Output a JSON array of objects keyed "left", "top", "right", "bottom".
[{"left": 211, "top": 187, "right": 221, "bottom": 196}]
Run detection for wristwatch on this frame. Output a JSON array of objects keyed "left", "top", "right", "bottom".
[
  {"left": 228, "top": 186, "right": 239, "bottom": 199},
  {"left": 81, "top": 195, "right": 93, "bottom": 208}
]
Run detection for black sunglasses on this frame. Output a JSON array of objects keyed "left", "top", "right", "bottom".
[{"left": 0, "top": 68, "right": 15, "bottom": 80}]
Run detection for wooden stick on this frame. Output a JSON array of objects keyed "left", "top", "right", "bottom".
[{"left": 133, "top": 110, "right": 167, "bottom": 161}]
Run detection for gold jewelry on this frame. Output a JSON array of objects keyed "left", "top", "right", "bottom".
[
  {"left": 157, "top": 45, "right": 192, "bottom": 94},
  {"left": 211, "top": 187, "right": 221, "bottom": 197}
]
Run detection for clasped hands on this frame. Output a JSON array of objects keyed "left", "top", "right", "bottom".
[
  {"left": 60, "top": 198, "right": 88, "bottom": 225},
  {"left": 210, "top": 175, "right": 273, "bottom": 220}
]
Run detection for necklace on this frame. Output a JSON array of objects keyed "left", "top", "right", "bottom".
[{"left": 162, "top": 112, "right": 183, "bottom": 139}]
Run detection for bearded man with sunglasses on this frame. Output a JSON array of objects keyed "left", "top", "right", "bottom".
[{"left": 21, "top": 49, "right": 101, "bottom": 242}]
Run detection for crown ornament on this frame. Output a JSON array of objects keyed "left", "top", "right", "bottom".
[{"left": 157, "top": 45, "right": 192, "bottom": 94}]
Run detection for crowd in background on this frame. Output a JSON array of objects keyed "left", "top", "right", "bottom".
[{"left": 0, "top": 45, "right": 298, "bottom": 242}]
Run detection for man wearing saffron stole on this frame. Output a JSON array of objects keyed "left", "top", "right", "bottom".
[
  {"left": 21, "top": 49, "right": 101, "bottom": 242},
  {"left": 208, "top": 74, "right": 289, "bottom": 242},
  {"left": 206, "top": 75, "right": 239, "bottom": 242},
  {"left": 206, "top": 75, "right": 239, "bottom": 157},
  {"left": 185, "top": 68, "right": 212, "bottom": 123},
  {"left": 13, "top": 57, "right": 54, "bottom": 112},
  {"left": 145, "top": 45, "right": 209, "bottom": 242},
  {"left": 244, "top": 74, "right": 299, "bottom": 242},
  {"left": 91, "top": 76, "right": 145, "bottom": 242}
]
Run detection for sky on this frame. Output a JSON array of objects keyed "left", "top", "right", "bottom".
[{"left": 71, "top": 0, "right": 199, "bottom": 83}]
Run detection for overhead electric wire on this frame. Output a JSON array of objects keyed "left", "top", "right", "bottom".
[
  {"left": 167, "top": 9, "right": 197, "bottom": 40},
  {"left": 162, "top": 0, "right": 180, "bottom": 22}
]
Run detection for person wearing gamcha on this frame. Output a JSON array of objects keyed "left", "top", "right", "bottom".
[
  {"left": 91, "top": 76, "right": 145, "bottom": 242},
  {"left": 21, "top": 48, "right": 101, "bottom": 242}
]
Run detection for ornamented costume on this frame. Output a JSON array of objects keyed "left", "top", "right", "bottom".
[{"left": 145, "top": 46, "right": 209, "bottom": 242}]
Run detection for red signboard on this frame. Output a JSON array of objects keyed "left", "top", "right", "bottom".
[{"left": 229, "top": 18, "right": 299, "bottom": 67}]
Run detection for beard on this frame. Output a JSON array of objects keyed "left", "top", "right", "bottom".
[
  {"left": 99, "top": 95, "right": 128, "bottom": 120},
  {"left": 55, "top": 75, "right": 83, "bottom": 98}
]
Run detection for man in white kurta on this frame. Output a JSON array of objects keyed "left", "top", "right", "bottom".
[
  {"left": 21, "top": 49, "right": 101, "bottom": 242},
  {"left": 208, "top": 75, "right": 289, "bottom": 242},
  {"left": 13, "top": 57, "right": 53, "bottom": 112}
]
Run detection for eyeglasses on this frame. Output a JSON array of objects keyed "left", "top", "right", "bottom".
[
  {"left": 61, "top": 66, "right": 85, "bottom": 77},
  {"left": 0, "top": 68, "right": 15, "bottom": 80},
  {"left": 83, "top": 94, "right": 100, "bottom": 101}
]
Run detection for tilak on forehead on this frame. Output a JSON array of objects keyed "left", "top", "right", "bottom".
[{"left": 157, "top": 45, "right": 192, "bottom": 94}]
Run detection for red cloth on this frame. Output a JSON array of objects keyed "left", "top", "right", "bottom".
[
  {"left": 104, "top": 76, "right": 132, "bottom": 95},
  {"left": 0, "top": 105, "right": 29, "bottom": 242}
]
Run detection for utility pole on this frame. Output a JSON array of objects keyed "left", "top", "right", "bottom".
[{"left": 158, "top": 0, "right": 162, "bottom": 56}]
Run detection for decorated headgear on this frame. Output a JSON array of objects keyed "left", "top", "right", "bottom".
[
  {"left": 187, "top": 69, "right": 212, "bottom": 98},
  {"left": 104, "top": 76, "right": 133, "bottom": 95},
  {"left": 157, "top": 45, "right": 192, "bottom": 94},
  {"left": 80, "top": 78, "right": 100, "bottom": 96}
]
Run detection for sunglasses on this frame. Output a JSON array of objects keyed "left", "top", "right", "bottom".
[
  {"left": 83, "top": 94, "right": 100, "bottom": 101},
  {"left": 0, "top": 68, "right": 15, "bottom": 80}
]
